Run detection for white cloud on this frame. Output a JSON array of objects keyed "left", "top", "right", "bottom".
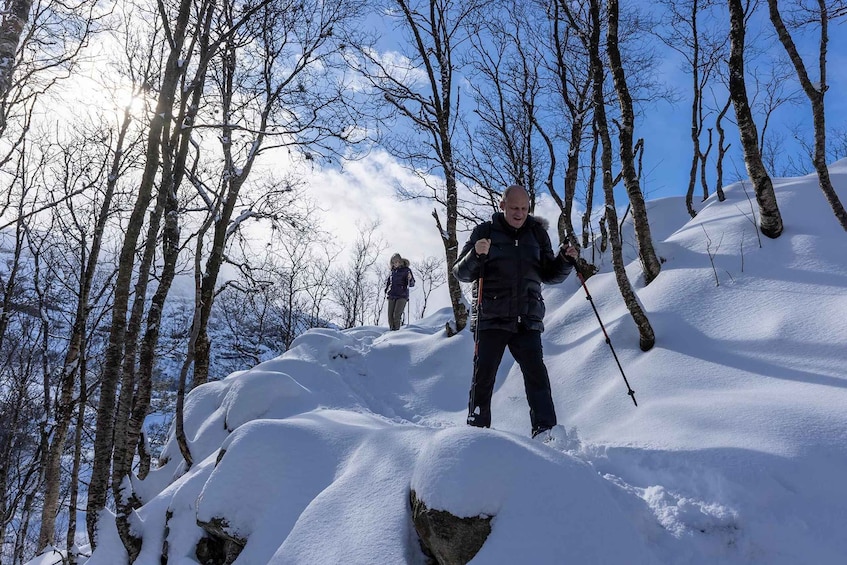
[{"left": 309, "top": 150, "right": 444, "bottom": 261}]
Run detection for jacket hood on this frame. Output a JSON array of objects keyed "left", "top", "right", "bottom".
[{"left": 390, "top": 252, "right": 411, "bottom": 268}]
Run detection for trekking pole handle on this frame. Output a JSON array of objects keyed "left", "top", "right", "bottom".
[{"left": 476, "top": 252, "right": 487, "bottom": 284}]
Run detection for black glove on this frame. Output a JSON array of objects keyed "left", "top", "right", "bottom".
[{"left": 560, "top": 245, "right": 578, "bottom": 265}]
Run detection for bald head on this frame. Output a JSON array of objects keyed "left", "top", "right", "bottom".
[
  {"left": 500, "top": 184, "right": 528, "bottom": 204},
  {"left": 500, "top": 185, "right": 530, "bottom": 229}
]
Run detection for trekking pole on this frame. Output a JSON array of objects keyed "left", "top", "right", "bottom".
[
  {"left": 469, "top": 253, "right": 487, "bottom": 414},
  {"left": 473, "top": 256, "right": 486, "bottom": 358},
  {"left": 575, "top": 269, "right": 638, "bottom": 407}
]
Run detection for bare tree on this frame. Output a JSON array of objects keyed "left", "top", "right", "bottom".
[
  {"left": 606, "top": 0, "right": 662, "bottom": 285},
  {"left": 269, "top": 202, "right": 338, "bottom": 348},
  {"left": 583, "top": 120, "right": 601, "bottom": 249},
  {"left": 1, "top": 115, "right": 120, "bottom": 560},
  {"left": 371, "top": 265, "right": 390, "bottom": 326},
  {"left": 356, "top": 0, "right": 493, "bottom": 335},
  {"left": 214, "top": 285, "right": 282, "bottom": 368},
  {"left": 188, "top": 0, "right": 368, "bottom": 389},
  {"left": 655, "top": 0, "right": 727, "bottom": 217},
  {"left": 462, "top": 0, "right": 594, "bottom": 256},
  {"left": 109, "top": 0, "right": 367, "bottom": 553},
  {"left": 0, "top": 214, "right": 46, "bottom": 563},
  {"left": 462, "top": 3, "right": 547, "bottom": 214},
  {"left": 767, "top": 0, "right": 847, "bottom": 230},
  {"left": 726, "top": 0, "right": 783, "bottom": 238},
  {"left": 829, "top": 125, "right": 847, "bottom": 161},
  {"left": 37, "top": 113, "right": 138, "bottom": 553},
  {"left": 331, "top": 222, "right": 385, "bottom": 329},
  {"left": 88, "top": 0, "right": 346, "bottom": 552},
  {"left": 589, "top": 0, "right": 654, "bottom": 351},
  {"left": 546, "top": 0, "right": 594, "bottom": 249},
  {"left": 413, "top": 255, "right": 447, "bottom": 319},
  {"left": 1, "top": 193, "right": 117, "bottom": 565},
  {"left": 302, "top": 248, "right": 337, "bottom": 329},
  {"left": 21, "top": 220, "right": 58, "bottom": 562},
  {"left": 714, "top": 94, "right": 732, "bottom": 200},
  {"left": 0, "top": 0, "right": 101, "bottom": 129},
  {"left": 751, "top": 62, "right": 802, "bottom": 174},
  {"left": 86, "top": 0, "right": 211, "bottom": 546}
]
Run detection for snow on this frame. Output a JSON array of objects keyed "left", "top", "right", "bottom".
[{"left": 70, "top": 161, "right": 847, "bottom": 563}]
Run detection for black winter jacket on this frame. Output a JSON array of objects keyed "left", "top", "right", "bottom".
[{"left": 453, "top": 213, "right": 573, "bottom": 332}]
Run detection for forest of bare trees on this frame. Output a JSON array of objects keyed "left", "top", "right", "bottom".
[{"left": 1, "top": 0, "right": 845, "bottom": 562}]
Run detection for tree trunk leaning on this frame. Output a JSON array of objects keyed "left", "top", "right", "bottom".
[
  {"left": 727, "top": 0, "right": 783, "bottom": 238},
  {"left": 606, "top": 0, "right": 662, "bottom": 285},
  {"left": 767, "top": 0, "right": 847, "bottom": 231},
  {"left": 591, "top": 0, "right": 655, "bottom": 351}
]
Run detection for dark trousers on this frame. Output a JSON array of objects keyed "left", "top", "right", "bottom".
[
  {"left": 468, "top": 328, "right": 557, "bottom": 434},
  {"left": 387, "top": 298, "right": 407, "bottom": 330}
]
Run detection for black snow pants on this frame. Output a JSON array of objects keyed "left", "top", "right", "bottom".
[{"left": 467, "top": 327, "right": 557, "bottom": 435}]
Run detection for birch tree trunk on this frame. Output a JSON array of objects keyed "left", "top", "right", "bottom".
[
  {"left": 0, "top": 0, "right": 32, "bottom": 104},
  {"left": 583, "top": 123, "right": 600, "bottom": 250},
  {"left": 715, "top": 96, "right": 732, "bottom": 201},
  {"left": 590, "top": 0, "right": 655, "bottom": 351},
  {"left": 767, "top": 0, "right": 847, "bottom": 231},
  {"left": 727, "top": 0, "right": 783, "bottom": 238},
  {"left": 86, "top": 0, "right": 195, "bottom": 545},
  {"left": 606, "top": 0, "right": 662, "bottom": 285},
  {"left": 65, "top": 359, "right": 87, "bottom": 565},
  {"left": 38, "top": 112, "right": 132, "bottom": 551},
  {"left": 554, "top": 2, "right": 597, "bottom": 252}
]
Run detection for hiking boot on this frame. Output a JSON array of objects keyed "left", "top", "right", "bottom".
[
  {"left": 531, "top": 426, "right": 552, "bottom": 441},
  {"left": 467, "top": 407, "right": 490, "bottom": 428}
]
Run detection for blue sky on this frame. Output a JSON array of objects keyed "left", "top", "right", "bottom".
[
  {"left": 296, "top": 4, "right": 847, "bottom": 323},
  {"left": 640, "top": 6, "right": 847, "bottom": 198},
  {"left": 362, "top": 2, "right": 847, "bottom": 203}
]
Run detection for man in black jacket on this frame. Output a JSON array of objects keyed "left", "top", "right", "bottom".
[{"left": 453, "top": 185, "right": 578, "bottom": 438}]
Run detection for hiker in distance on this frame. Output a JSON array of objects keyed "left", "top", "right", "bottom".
[
  {"left": 453, "top": 184, "right": 579, "bottom": 439},
  {"left": 385, "top": 253, "right": 415, "bottom": 331}
]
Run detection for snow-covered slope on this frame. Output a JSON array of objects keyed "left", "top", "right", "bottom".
[{"left": 81, "top": 161, "right": 847, "bottom": 564}]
